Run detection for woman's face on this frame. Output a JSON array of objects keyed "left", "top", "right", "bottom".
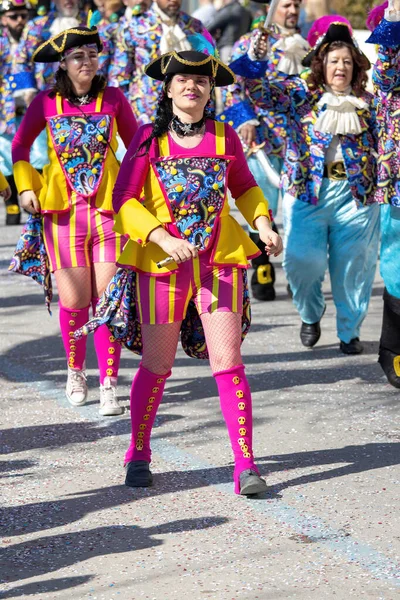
[
  {"left": 62, "top": 45, "right": 99, "bottom": 90},
  {"left": 167, "top": 73, "right": 211, "bottom": 119},
  {"left": 324, "top": 46, "right": 354, "bottom": 92}
]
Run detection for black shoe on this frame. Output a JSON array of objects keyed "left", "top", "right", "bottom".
[
  {"left": 125, "top": 460, "right": 153, "bottom": 488},
  {"left": 239, "top": 469, "right": 267, "bottom": 495},
  {"left": 300, "top": 321, "right": 321, "bottom": 348},
  {"left": 251, "top": 264, "right": 276, "bottom": 301},
  {"left": 378, "top": 347, "right": 400, "bottom": 388},
  {"left": 339, "top": 338, "right": 363, "bottom": 355}
]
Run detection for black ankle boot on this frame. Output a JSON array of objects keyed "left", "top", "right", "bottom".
[
  {"left": 5, "top": 176, "right": 21, "bottom": 225},
  {"left": 249, "top": 231, "right": 276, "bottom": 301},
  {"left": 378, "top": 348, "right": 400, "bottom": 388},
  {"left": 379, "top": 289, "right": 400, "bottom": 387},
  {"left": 125, "top": 460, "right": 153, "bottom": 487}
]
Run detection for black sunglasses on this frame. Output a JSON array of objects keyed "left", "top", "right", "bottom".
[{"left": 6, "top": 12, "right": 28, "bottom": 20}]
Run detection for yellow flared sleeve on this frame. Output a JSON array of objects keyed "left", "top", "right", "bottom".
[
  {"left": 0, "top": 171, "right": 8, "bottom": 192},
  {"left": 13, "top": 160, "right": 44, "bottom": 195},
  {"left": 235, "top": 186, "right": 270, "bottom": 229},
  {"left": 113, "top": 198, "right": 163, "bottom": 244}
]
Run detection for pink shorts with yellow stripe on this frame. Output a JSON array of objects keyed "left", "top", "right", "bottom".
[
  {"left": 43, "top": 197, "right": 126, "bottom": 272},
  {"left": 137, "top": 252, "right": 244, "bottom": 324}
]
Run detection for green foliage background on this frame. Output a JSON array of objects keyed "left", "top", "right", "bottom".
[{"left": 331, "top": 0, "right": 376, "bottom": 29}]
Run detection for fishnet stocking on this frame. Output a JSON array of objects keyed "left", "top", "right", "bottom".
[
  {"left": 141, "top": 322, "right": 182, "bottom": 374},
  {"left": 54, "top": 263, "right": 118, "bottom": 308},
  {"left": 55, "top": 267, "right": 92, "bottom": 308},
  {"left": 200, "top": 312, "right": 243, "bottom": 373}
]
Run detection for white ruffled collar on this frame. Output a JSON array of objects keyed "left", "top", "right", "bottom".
[
  {"left": 314, "top": 86, "right": 368, "bottom": 135},
  {"left": 271, "top": 29, "right": 310, "bottom": 75}
]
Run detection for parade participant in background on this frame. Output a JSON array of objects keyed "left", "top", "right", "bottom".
[
  {"left": 108, "top": 0, "right": 213, "bottom": 124},
  {"left": 230, "top": 16, "right": 380, "bottom": 354},
  {"left": 0, "top": 0, "right": 35, "bottom": 225},
  {"left": 219, "top": 0, "right": 309, "bottom": 301},
  {"left": 11, "top": 27, "right": 138, "bottom": 414},
  {"left": 192, "top": 0, "right": 216, "bottom": 29},
  {"left": 207, "top": 0, "right": 252, "bottom": 64},
  {"left": 108, "top": 46, "right": 282, "bottom": 494},
  {"left": 366, "top": 0, "right": 400, "bottom": 387},
  {"left": 89, "top": 0, "right": 125, "bottom": 78},
  {"left": 14, "top": 0, "right": 88, "bottom": 92}
]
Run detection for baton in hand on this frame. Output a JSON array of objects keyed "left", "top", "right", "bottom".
[{"left": 156, "top": 244, "right": 202, "bottom": 269}]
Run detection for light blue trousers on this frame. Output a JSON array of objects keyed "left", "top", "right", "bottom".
[
  {"left": 247, "top": 154, "right": 282, "bottom": 233},
  {"left": 283, "top": 179, "right": 380, "bottom": 343},
  {"left": 380, "top": 204, "right": 400, "bottom": 298}
]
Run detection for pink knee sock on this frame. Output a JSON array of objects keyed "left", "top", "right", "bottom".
[
  {"left": 214, "top": 364, "right": 259, "bottom": 494},
  {"left": 59, "top": 302, "right": 89, "bottom": 371},
  {"left": 125, "top": 363, "right": 171, "bottom": 465},
  {"left": 92, "top": 297, "right": 121, "bottom": 384}
]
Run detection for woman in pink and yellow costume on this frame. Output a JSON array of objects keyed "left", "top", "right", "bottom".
[
  {"left": 11, "top": 27, "right": 138, "bottom": 415},
  {"left": 111, "top": 46, "right": 283, "bottom": 495}
]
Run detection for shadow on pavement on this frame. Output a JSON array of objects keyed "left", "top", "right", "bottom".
[
  {"left": 1, "top": 519, "right": 228, "bottom": 584},
  {"left": 2, "top": 442, "right": 398, "bottom": 540},
  {"left": 0, "top": 421, "right": 130, "bottom": 455},
  {"left": 0, "top": 576, "right": 93, "bottom": 599},
  {"left": 259, "top": 442, "right": 400, "bottom": 492}
]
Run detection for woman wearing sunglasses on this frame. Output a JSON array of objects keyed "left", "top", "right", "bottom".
[{"left": 11, "top": 26, "right": 138, "bottom": 415}]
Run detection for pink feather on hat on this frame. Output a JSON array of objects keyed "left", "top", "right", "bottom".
[
  {"left": 307, "top": 15, "right": 353, "bottom": 49},
  {"left": 366, "top": 1, "right": 388, "bottom": 31}
]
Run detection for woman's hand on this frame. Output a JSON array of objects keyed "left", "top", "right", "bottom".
[
  {"left": 254, "top": 216, "right": 283, "bottom": 257},
  {"left": 20, "top": 190, "right": 41, "bottom": 214},
  {"left": 148, "top": 227, "right": 199, "bottom": 264},
  {"left": 0, "top": 185, "right": 12, "bottom": 202},
  {"left": 239, "top": 124, "right": 257, "bottom": 146}
]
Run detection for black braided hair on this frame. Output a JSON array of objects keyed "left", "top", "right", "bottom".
[{"left": 135, "top": 75, "right": 216, "bottom": 157}]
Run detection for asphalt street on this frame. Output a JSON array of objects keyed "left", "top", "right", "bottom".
[{"left": 0, "top": 204, "right": 399, "bottom": 600}]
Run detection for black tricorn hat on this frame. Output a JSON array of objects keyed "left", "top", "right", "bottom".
[
  {"left": 32, "top": 26, "right": 103, "bottom": 63},
  {"left": 302, "top": 21, "right": 371, "bottom": 69},
  {"left": 145, "top": 50, "right": 236, "bottom": 87}
]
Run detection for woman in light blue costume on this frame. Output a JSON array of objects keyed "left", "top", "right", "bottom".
[
  {"left": 229, "top": 16, "right": 380, "bottom": 354},
  {"left": 366, "top": 0, "right": 400, "bottom": 386}
]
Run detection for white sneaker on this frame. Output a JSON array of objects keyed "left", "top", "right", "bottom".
[
  {"left": 66, "top": 367, "right": 88, "bottom": 406},
  {"left": 99, "top": 377, "right": 123, "bottom": 416}
]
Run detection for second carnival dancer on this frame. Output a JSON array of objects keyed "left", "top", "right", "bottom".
[
  {"left": 219, "top": 0, "right": 309, "bottom": 301},
  {"left": 94, "top": 43, "right": 283, "bottom": 494},
  {"left": 367, "top": 0, "right": 400, "bottom": 387},
  {"left": 229, "top": 16, "right": 380, "bottom": 354},
  {"left": 108, "top": 0, "right": 214, "bottom": 124},
  {"left": 11, "top": 27, "right": 138, "bottom": 414}
]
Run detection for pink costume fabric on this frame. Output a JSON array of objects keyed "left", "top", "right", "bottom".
[
  {"left": 125, "top": 363, "right": 172, "bottom": 464},
  {"left": 92, "top": 296, "right": 122, "bottom": 384},
  {"left": 42, "top": 198, "right": 126, "bottom": 271},
  {"left": 113, "top": 120, "right": 257, "bottom": 216},
  {"left": 214, "top": 364, "right": 259, "bottom": 493},
  {"left": 12, "top": 88, "right": 137, "bottom": 381},
  {"left": 136, "top": 248, "right": 244, "bottom": 324},
  {"left": 59, "top": 302, "right": 89, "bottom": 371}
]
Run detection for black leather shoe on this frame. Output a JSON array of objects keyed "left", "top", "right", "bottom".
[
  {"left": 339, "top": 338, "right": 363, "bottom": 355},
  {"left": 239, "top": 469, "right": 267, "bottom": 495},
  {"left": 125, "top": 460, "right": 153, "bottom": 488},
  {"left": 300, "top": 321, "right": 321, "bottom": 347},
  {"left": 378, "top": 347, "right": 400, "bottom": 388}
]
